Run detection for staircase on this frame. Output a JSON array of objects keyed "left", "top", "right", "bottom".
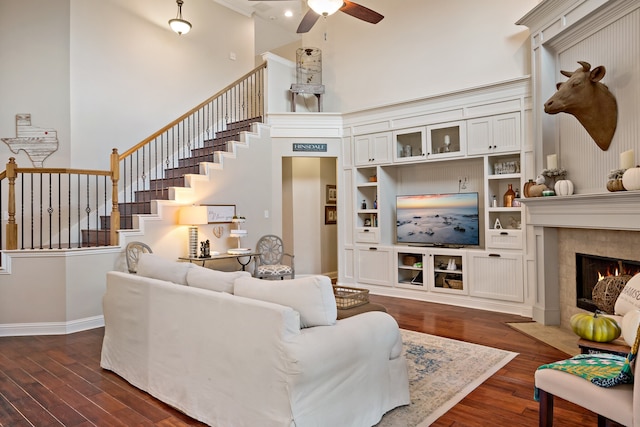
[
  {"left": 1, "top": 62, "right": 266, "bottom": 251},
  {"left": 81, "top": 117, "right": 263, "bottom": 247}
]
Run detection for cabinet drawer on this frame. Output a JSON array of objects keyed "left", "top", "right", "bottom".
[
  {"left": 355, "top": 227, "right": 379, "bottom": 243},
  {"left": 486, "top": 229, "right": 522, "bottom": 249}
]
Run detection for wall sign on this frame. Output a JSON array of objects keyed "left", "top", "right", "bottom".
[{"left": 293, "top": 143, "right": 327, "bottom": 152}]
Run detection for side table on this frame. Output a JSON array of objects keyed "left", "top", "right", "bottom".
[
  {"left": 179, "top": 252, "right": 259, "bottom": 272},
  {"left": 577, "top": 338, "right": 630, "bottom": 357},
  {"left": 290, "top": 84, "right": 324, "bottom": 112}
]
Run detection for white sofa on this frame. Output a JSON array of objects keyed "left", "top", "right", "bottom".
[{"left": 101, "top": 254, "right": 410, "bottom": 427}]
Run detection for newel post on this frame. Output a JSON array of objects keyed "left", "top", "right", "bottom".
[
  {"left": 6, "top": 157, "right": 18, "bottom": 249},
  {"left": 110, "top": 149, "right": 120, "bottom": 246}
]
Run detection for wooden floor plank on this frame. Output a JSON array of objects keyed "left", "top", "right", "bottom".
[{"left": 0, "top": 296, "right": 609, "bottom": 426}]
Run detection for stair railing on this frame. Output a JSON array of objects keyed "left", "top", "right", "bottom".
[
  {"left": 1, "top": 62, "right": 266, "bottom": 251},
  {"left": 1, "top": 151, "right": 119, "bottom": 250},
  {"left": 117, "top": 63, "right": 266, "bottom": 233}
]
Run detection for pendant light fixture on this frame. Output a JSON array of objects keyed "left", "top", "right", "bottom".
[
  {"left": 169, "top": 0, "right": 192, "bottom": 35},
  {"left": 307, "top": 0, "right": 343, "bottom": 16}
]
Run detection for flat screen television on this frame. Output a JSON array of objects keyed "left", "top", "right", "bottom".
[{"left": 396, "top": 192, "right": 479, "bottom": 247}]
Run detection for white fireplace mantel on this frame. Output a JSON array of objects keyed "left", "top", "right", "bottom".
[{"left": 521, "top": 192, "right": 640, "bottom": 231}]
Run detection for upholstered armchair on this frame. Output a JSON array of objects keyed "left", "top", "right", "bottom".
[{"left": 254, "top": 235, "right": 294, "bottom": 280}]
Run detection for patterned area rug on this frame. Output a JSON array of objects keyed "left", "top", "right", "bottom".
[{"left": 376, "top": 329, "right": 518, "bottom": 427}]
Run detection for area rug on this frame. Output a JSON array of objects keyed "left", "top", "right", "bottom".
[{"left": 376, "top": 329, "right": 518, "bottom": 427}]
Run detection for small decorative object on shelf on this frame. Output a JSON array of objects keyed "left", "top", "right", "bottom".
[
  {"left": 541, "top": 167, "right": 567, "bottom": 188},
  {"left": 361, "top": 199, "right": 367, "bottom": 209},
  {"left": 554, "top": 178, "right": 574, "bottom": 196},
  {"left": 492, "top": 195, "right": 497, "bottom": 207},
  {"left": 512, "top": 188, "right": 521, "bottom": 207},
  {"left": 523, "top": 179, "right": 535, "bottom": 197},
  {"left": 607, "top": 168, "right": 627, "bottom": 192},
  {"left": 503, "top": 184, "right": 515, "bottom": 207},
  {"left": 622, "top": 166, "right": 640, "bottom": 191}
]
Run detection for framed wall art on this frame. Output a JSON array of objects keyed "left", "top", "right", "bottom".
[
  {"left": 204, "top": 204, "right": 236, "bottom": 223},
  {"left": 326, "top": 185, "right": 337, "bottom": 204},
  {"left": 325, "top": 205, "right": 337, "bottom": 225}
]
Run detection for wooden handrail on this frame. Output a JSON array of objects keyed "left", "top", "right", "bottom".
[
  {"left": 14, "top": 167, "right": 111, "bottom": 176},
  {"left": 119, "top": 62, "right": 267, "bottom": 159}
]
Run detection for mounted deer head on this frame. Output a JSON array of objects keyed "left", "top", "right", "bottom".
[{"left": 544, "top": 61, "right": 617, "bottom": 151}]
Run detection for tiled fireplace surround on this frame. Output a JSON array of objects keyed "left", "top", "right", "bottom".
[
  {"left": 558, "top": 228, "right": 640, "bottom": 330},
  {"left": 524, "top": 193, "right": 640, "bottom": 328}
]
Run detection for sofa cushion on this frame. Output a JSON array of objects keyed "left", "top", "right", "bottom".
[
  {"left": 615, "top": 273, "right": 640, "bottom": 316},
  {"left": 234, "top": 275, "right": 337, "bottom": 328},
  {"left": 136, "top": 253, "right": 192, "bottom": 285},
  {"left": 186, "top": 264, "right": 251, "bottom": 293}
]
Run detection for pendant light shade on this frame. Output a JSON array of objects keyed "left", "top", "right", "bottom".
[
  {"left": 307, "top": 0, "right": 343, "bottom": 16},
  {"left": 169, "top": 0, "right": 192, "bottom": 35}
]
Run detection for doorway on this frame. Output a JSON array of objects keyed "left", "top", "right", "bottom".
[{"left": 282, "top": 157, "right": 338, "bottom": 278}]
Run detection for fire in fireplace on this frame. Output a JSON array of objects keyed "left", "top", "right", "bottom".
[{"left": 576, "top": 253, "right": 640, "bottom": 313}]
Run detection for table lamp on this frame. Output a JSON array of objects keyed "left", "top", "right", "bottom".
[{"left": 179, "top": 205, "right": 208, "bottom": 258}]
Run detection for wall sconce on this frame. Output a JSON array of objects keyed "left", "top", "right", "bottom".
[
  {"left": 169, "top": 0, "right": 192, "bottom": 35},
  {"left": 308, "top": 0, "right": 343, "bottom": 16},
  {"left": 179, "top": 205, "right": 208, "bottom": 258}
]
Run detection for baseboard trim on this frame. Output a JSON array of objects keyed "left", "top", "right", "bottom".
[{"left": 0, "top": 315, "right": 104, "bottom": 337}]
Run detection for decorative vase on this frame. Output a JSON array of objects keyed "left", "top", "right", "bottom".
[{"left": 503, "top": 184, "right": 515, "bottom": 207}]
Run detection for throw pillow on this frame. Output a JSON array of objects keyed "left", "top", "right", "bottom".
[
  {"left": 234, "top": 275, "right": 337, "bottom": 328},
  {"left": 186, "top": 265, "right": 251, "bottom": 293},
  {"left": 615, "top": 273, "right": 640, "bottom": 316},
  {"left": 136, "top": 253, "right": 192, "bottom": 285}
]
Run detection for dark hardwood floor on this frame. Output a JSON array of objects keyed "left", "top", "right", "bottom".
[{"left": 0, "top": 296, "right": 601, "bottom": 426}]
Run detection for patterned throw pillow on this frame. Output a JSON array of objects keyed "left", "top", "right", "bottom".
[{"left": 615, "top": 273, "right": 640, "bottom": 316}]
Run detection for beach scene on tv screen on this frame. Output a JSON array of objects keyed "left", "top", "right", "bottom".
[{"left": 396, "top": 193, "right": 479, "bottom": 246}]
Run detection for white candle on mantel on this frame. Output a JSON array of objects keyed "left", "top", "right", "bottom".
[
  {"left": 621, "top": 149, "right": 635, "bottom": 170},
  {"left": 547, "top": 154, "right": 558, "bottom": 170}
]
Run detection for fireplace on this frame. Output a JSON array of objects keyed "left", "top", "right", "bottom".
[{"left": 576, "top": 253, "right": 640, "bottom": 313}]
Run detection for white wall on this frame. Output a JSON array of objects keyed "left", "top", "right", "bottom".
[
  {"left": 0, "top": 0, "right": 71, "bottom": 168},
  {"left": 300, "top": 0, "right": 539, "bottom": 113},
  {"left": 1, "top": 0, "right": 255, "bottom": 170}
]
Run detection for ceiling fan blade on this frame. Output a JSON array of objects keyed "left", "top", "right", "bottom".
[
  {"left": 296, "top": 8, "right": 320, "bottom": 33},
  {"left": 340, "top": 0, "right": 384, "bottom": 24}
]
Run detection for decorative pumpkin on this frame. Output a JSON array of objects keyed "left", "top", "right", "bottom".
[
  {"left": 622, "top": 166, "right": 640, "bottom": 191},
  {"left": 570, "top": 311, "right": 621, "bottom": 342},
  {"left": 606, "top": 179, "right": 626, "bottom": 192},
  {"left": 523, "top": 179, "right": 535, "bottom": 198},
  {"left": 621, "top": 310, "right": 640, "bottom": 347},
  {"left": 528, "top": 184, "right": 548, "bottom": 197},
  {"left": 554, "top": 179, "right": 574, "bottom": 196}
]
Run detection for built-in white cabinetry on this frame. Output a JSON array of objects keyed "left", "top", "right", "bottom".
[
  {"left": 426, "top": 121, "right": 466, "bottom": 159},
  {"left": 343, "top": 78, "right": 530, "bottom": 316},
  {"left": 354, "top": 132, "right": 392, "bottom": 166},
  {"left": 468, "top": 251, "right": 523, "bottom": 302},
  {"left": 355, "top": 166, "right": 379, "bottom": 243},
  {"left": 467, "top": 113, "right": 520, "bottom": 155},
  {"left": 486, "top": 154, "right": 523, "bottom": 249},
  {"left": 356, "top": 246, "right": 392, "bottom": 286},
  {"left": 393, "top": 128, "right": 426, "bottom": 162}
]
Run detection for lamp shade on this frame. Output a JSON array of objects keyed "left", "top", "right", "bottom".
[
  {"left": 179, "top": 206, "right": 208, "bottom": 225},
  {"left": 169, "top": 18, "right": 191, "bottom": 35},
  {"left": 308, "top": 0, "right": 343, "bottom": 16}
]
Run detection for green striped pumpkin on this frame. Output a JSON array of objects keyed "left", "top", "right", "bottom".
[{"left": 570, "top": 312, "right": 621, "bottom": 343}]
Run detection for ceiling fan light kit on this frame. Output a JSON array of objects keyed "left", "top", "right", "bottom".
[
  {"left": 308, "top": 0, "right": 343, "bottom": 16},
  {"left": 252, "top": 0, "right": 383, "bottom": 34},
  {"left": 169, "top": 0, "right": 192, "bottom": 35}
]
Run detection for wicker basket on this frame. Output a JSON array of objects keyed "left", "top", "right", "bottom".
[
  {"left": 333, "top": 285, "right": 370, "bottom": 309},
  {"left": 443, "top": 276, "right": 463, "bottom": 290},
  {"left": 592, "top": 275, "right": 632, "bottom": 314},
  {"left": 403, "top": 255, "right": 418, "bottom": 266}
]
